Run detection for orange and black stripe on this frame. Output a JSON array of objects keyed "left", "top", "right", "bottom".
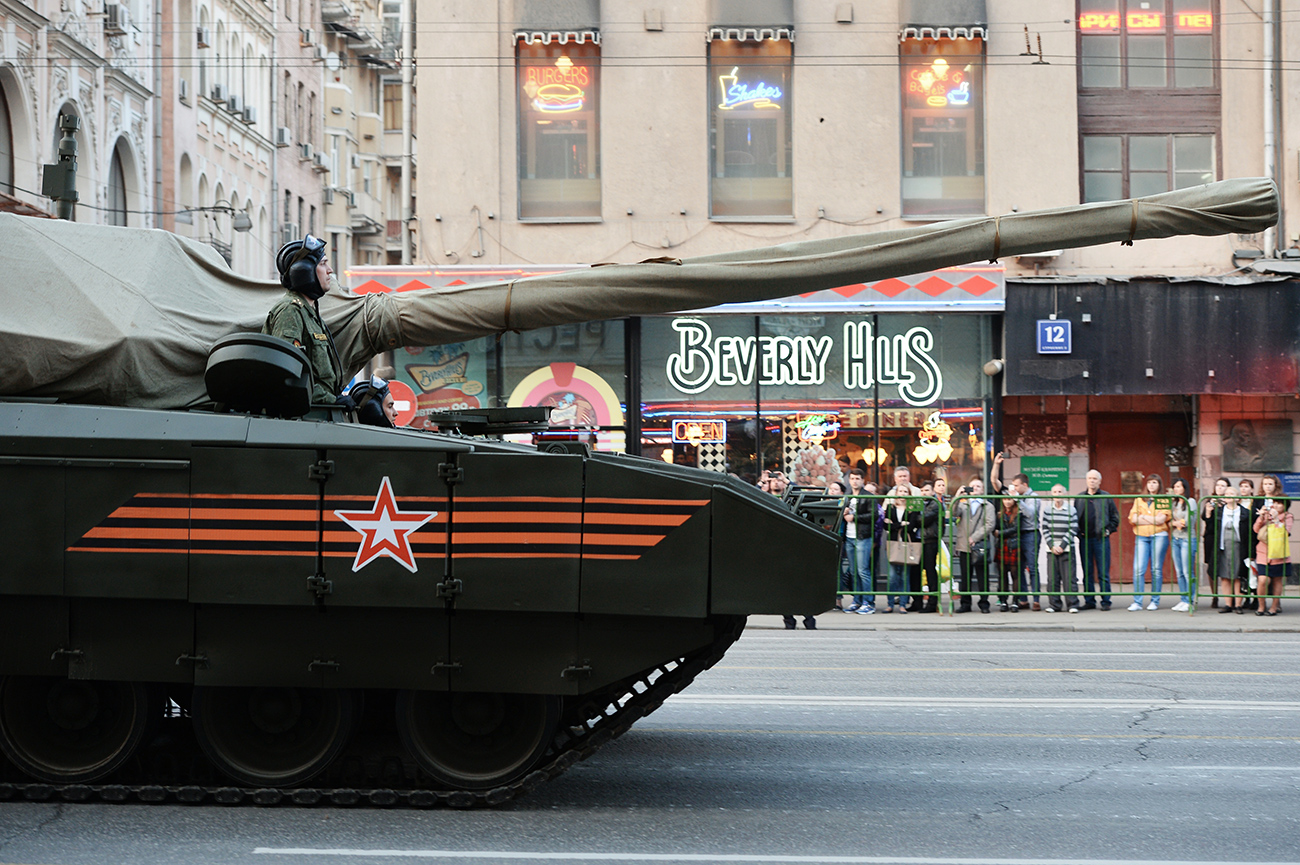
[{"left": 70, "top": 493, "right": 706, "bottom": 562}]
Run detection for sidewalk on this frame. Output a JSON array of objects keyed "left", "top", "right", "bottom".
[{"left": 753, "top": 604, "right": 1300, "bottom": 632}]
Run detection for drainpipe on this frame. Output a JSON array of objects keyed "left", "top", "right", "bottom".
[
  {"left": 1263, "top": 0, "right": 1277, "bottom": 257},
  {"left": 270, "top": 0, "right": 279, "bottom": 268},
  {"left": 400, "top": 0, "right": 413, "bottom": 264},
  {"left": 154, "top": 2, "right": 163, "bottom": 228}
]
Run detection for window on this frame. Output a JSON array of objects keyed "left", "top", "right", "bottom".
[
  {"left": 1078, "top": 0, "right": 1215, "bottom": 90},
  {"left": 1082, "top": 133, "right": 1214, "bottom": 201},
  {"left": 900, "top": 37, "right": 985, "bottom": 218},
  {"left": 1077, "top": 1, "right": 1219, "bottom": 202},
  {"left": 0, "top": 87, "right": 12, "bottom": 195},
  {"left": 709, "top": 37, "right": 792, "bottom": 219},
  {"left": 383, "top": 80, "right": 401, "bottom": 131},
  {"left": 108, "top": 146, "right": 128, "bottom": 226},
  {"left": 517, "top": 39, "right": 600, "bottom": 220}
]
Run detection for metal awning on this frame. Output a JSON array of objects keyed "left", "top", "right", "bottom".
[
  {"left": 707, "top": 26, "right": 793, "bottom": 42},
  {"left": 515, "top": 29, "right": 599, "bottom": 45},
  {"left": 899, "top": 0, "right": 986, "bottom": 40}
]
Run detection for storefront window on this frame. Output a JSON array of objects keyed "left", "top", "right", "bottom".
[
  {"left": 1078, "top": 0, "right": 1216, "bottom": 90},
  {"left": 900, "top": 37, "right": 985, "bottom": 218},
  {"left": 517, "top": 40, "right": 601, "bottom": 220},
  {"left": 641, "top": 313, "right": 992, "bottom": 485},
  {"left": 708, "top": 37, "right": 793, "bottom": 219}
]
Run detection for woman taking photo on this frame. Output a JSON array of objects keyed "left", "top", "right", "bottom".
[
  {"left": 1128, "top": 473, "right": 1170, "bottom": 610},
  {"left": 1252, "top": 492, "right": 1292, "bottom": 617},
  {"left": 1168, "top": 478, "right": 1196, "bottom": 612}
]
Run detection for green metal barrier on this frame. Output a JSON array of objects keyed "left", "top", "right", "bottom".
[{"left": 822, "top": 488, "right": 1296, "bottom": 618}]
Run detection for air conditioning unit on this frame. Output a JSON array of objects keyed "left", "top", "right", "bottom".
[
  {"left": 300, "top": 28, "right": 316, "bottom": 46},
  {"left": 323, "top": 187, "right": 335, "bottom": 205},
  {"left": 226, "top": 94, "right": 242, "bottom": 115},
  {"left": 275, "top": 126, "right": 291, "bottom": 147},
  {"left": 210, "top": 83, "right": 227, "bottom": 104},
  {"left": 196, "top": 25, "right": 211, "bottom": 48},
  {"left": 241, "top": 106, "right": 256, "bottom": 125},
  {"left": 281, "top": 222, "right": 299, "bottom": 246},
  {"left": 343, "top": 189, "right": 356, "bottom": 207},
  {"left": 104, "top": 3, "right": 130, "bottom": 35},
  {"left": 299, "top": 142, "right": 313, "bottom": 160},
  {"left": 178, "top": 78, "right": 189, "bottom": 104},
  {"left": 314, "top": 44, "right": 327, "bottom": 61},
  {"left": 312, "top": 152, "right": 329, "bottom": 172}
]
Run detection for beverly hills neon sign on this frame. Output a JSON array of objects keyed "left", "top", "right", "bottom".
[{"left": 664, "top": 318, "right": 944, "bottom": 407}]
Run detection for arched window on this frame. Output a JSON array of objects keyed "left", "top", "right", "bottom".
[
  {"left": 0, "top": 86, "right": 13, "bottom": 194},
  {"left": 108, "top": 145, "right": 128, "bottom": 226}
]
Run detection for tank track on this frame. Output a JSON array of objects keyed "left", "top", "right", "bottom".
[{"left": 0, "top": 615, "right": 745, "bottom": 809}]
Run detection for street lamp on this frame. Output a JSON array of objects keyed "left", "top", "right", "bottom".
[{"left": 175, "top": 199, "right": 253, "bottom": 231}]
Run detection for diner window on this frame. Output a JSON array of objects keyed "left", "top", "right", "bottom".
[
  {"left": 517, "top": 39, "right": 601, "bottom": 220},
  {"left": 709, "top": 37, "right": 792, "bottom": 219},
  {"left": 1082, "top": 133, "right": 1214, "bottom": 202},
  {"left": 900, "top": 37, "right": 985, "bottom": 218},
  {"left": 1078, "top": 0, "right": 1216, "bottom": 90}
]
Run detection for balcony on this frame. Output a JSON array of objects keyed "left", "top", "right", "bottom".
[{"left": 320, "top": 0, "right": 353, "bottom": 23}]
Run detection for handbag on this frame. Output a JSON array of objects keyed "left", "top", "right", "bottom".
[
  {"left": 888, "top": 539, "right": 922, "bottom": 565},
  {"left": 1267, "top": 523, "right": 1288, "bottom": 560}
]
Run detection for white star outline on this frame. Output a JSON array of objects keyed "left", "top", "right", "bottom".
[{"left": 332, "top": 476, "right": 438, "bottom": 573}]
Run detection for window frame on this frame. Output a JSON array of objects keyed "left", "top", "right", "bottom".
[
  {"left": 515, "top": 37, "right": 603, "bottom": 223},
  {"left": 1080, "top": 132, "right": 1217, "bottom": 202},
  {"left": 707, "top": 36, "right": 795, "bottom": 223},
  {"left": 1076, "top": 0, "right": 1220, "bottom": 93}
]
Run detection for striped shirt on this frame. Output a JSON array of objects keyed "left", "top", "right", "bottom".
[{"left": 1040, "top": 502, "right": 1077, "bottom": 549}]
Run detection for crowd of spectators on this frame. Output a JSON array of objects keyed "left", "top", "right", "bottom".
[{"left": 761, "top": 461, "right": 1293, "bottom": 626}]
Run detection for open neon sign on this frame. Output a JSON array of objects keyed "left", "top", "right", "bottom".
[{"left": 717, "top": 67, "right": 783, "bottom": 110}]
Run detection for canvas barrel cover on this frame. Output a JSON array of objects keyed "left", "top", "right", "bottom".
[{"left": 0, "top": 177, "right": 1278, "bottom": 409}]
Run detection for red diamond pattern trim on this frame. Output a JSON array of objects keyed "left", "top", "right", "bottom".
[
  {"left": 915, "top": 276, "right": 953, "bottom": 296},
  {"left": 959, "top": 275, "right": 997, "bottom": 296},
  {"left": 872, "top": 278, "right": 910, "bottom": 298},
  {"left": 445, "top": 279, "right": 467, "bottom": 287},
  {"left": 397, "top": 280, "right": 430, "bottom": 293},
  {"left": 354, "top": 279, "right": 390, "bottom": 295},
  {"left": 833, "top": 283, "right": 866, "bottom": 298}
]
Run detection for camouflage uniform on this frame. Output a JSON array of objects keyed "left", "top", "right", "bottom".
[{"left": 262, "top": 291, "right": 343, "bottom": 405}]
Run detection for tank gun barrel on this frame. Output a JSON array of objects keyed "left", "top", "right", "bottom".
[{"left": 325, "top": 177, "right": 1277, "bottom": 368}]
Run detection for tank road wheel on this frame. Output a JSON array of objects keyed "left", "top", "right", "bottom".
[
  {"left": 396, "top": 691, "right": 561, "bottom": 790},
  {"left": 191, "top": 686, "right": 358, "bottom": 787},
  {"left": 0, "top": 676, "right": 153, "bottom": 783}
]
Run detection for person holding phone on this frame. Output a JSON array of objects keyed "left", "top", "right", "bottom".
[{"left": 1252, "top": 495, "right": 1292, "bottom": 616}]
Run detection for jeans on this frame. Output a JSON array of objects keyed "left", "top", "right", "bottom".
[
  {"left": 1079, "top": 536, "right": 1112, "bottom": 606},
  {"left": 887, "top": 562, "right": 908, "bottom": 609},
  {"left": 1170, "top": 536, "right": 1191, "bottom": 603},
  {"left": 1132, "top": 533, "right": 1169, "bottom": 605},
  {"left": 1020, "top": 530, "right": 1040, "bottom": 601},
  {"left": 845, "top": 536, "right": 875, "bottom": 607}
]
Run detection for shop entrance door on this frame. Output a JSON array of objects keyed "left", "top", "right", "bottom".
[{"left": 1090, "top": 415, "right": 1189, "bottom": 585}]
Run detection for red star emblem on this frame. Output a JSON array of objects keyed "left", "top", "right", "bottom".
[{"left": 333, "top": 476, "right": 438, "bottom": 573}]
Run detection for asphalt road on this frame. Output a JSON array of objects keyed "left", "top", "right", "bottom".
[{"left": 2, "top": 629, "right": 1298, "bottom": 865}]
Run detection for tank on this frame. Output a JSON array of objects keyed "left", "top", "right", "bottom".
[{"left": 0, "top": 178, "right": 1279, "bottom": 806}]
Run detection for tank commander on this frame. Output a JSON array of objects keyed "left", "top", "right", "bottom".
[
  {"left": 347, "top": 376, "right": 398, "bottom": 428},
  {"left": 265, "top": 235, "right": 347, "bottom": 407}
]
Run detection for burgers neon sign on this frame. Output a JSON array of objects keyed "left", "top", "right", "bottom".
[{"left": 522, "top": 56, "right": 590, "bottom": 113}]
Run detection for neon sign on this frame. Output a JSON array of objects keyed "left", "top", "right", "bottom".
[
  {"left": 795, "top": 413, "right": 841, "bottom": 445},
  {"left": 672, "top": 418, "right": 727, "bottom": 445},
  {"left": 1079, "top": 12, "right": 1120, "bottom": 29},
  {"left": 522, "top": 57, "right": 590, "bottom": 113},
  {"left": 906, "top": 58, "right": 969, "bottom": 109},
  {"left": 1126, "top": 11, "right": 1163, "bottom": 29},
  {"left": 1177, "top": 12, "right": 1212, "bottom": 29},
  {"left": 717, "top": 67, "right": 782, "bottom": 110}
]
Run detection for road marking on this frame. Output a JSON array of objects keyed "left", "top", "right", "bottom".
[
  {"left": 632, "top": 729, "right": 1300, "bottom": 742},
  {"left": 667, "top": 695, "right": 1300, "bottom": 710},
  {"left": 252, "top": 850, "right": 1300, "bottom": 865},
  {"left": 925, "top": 651, "right": 1178, "bottom": 656},
  {"left": 714, "top": 666, "right": 1300, "bottom": 676}
]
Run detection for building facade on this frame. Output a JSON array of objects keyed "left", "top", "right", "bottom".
[
  {"left": 1, "top": 0, "right": 157, "bottom": 224},
  {"left": 407, "top": 0, "right": 1300, "bottom": 513}
]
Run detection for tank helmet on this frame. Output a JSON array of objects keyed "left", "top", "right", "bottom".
[
  {"left": 274, "top": 234, "right": 328, "bottom": 297},
  {"left": 348, "top": 375, "right": 395, "bottom": 428}
]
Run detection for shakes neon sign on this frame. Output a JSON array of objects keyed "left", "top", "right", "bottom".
[
  {"left": 717, "top": 67, "right": 783, "bottom": 110},
  {"left": 664, "top": 318, "right": 943, "bottom": 407}
]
